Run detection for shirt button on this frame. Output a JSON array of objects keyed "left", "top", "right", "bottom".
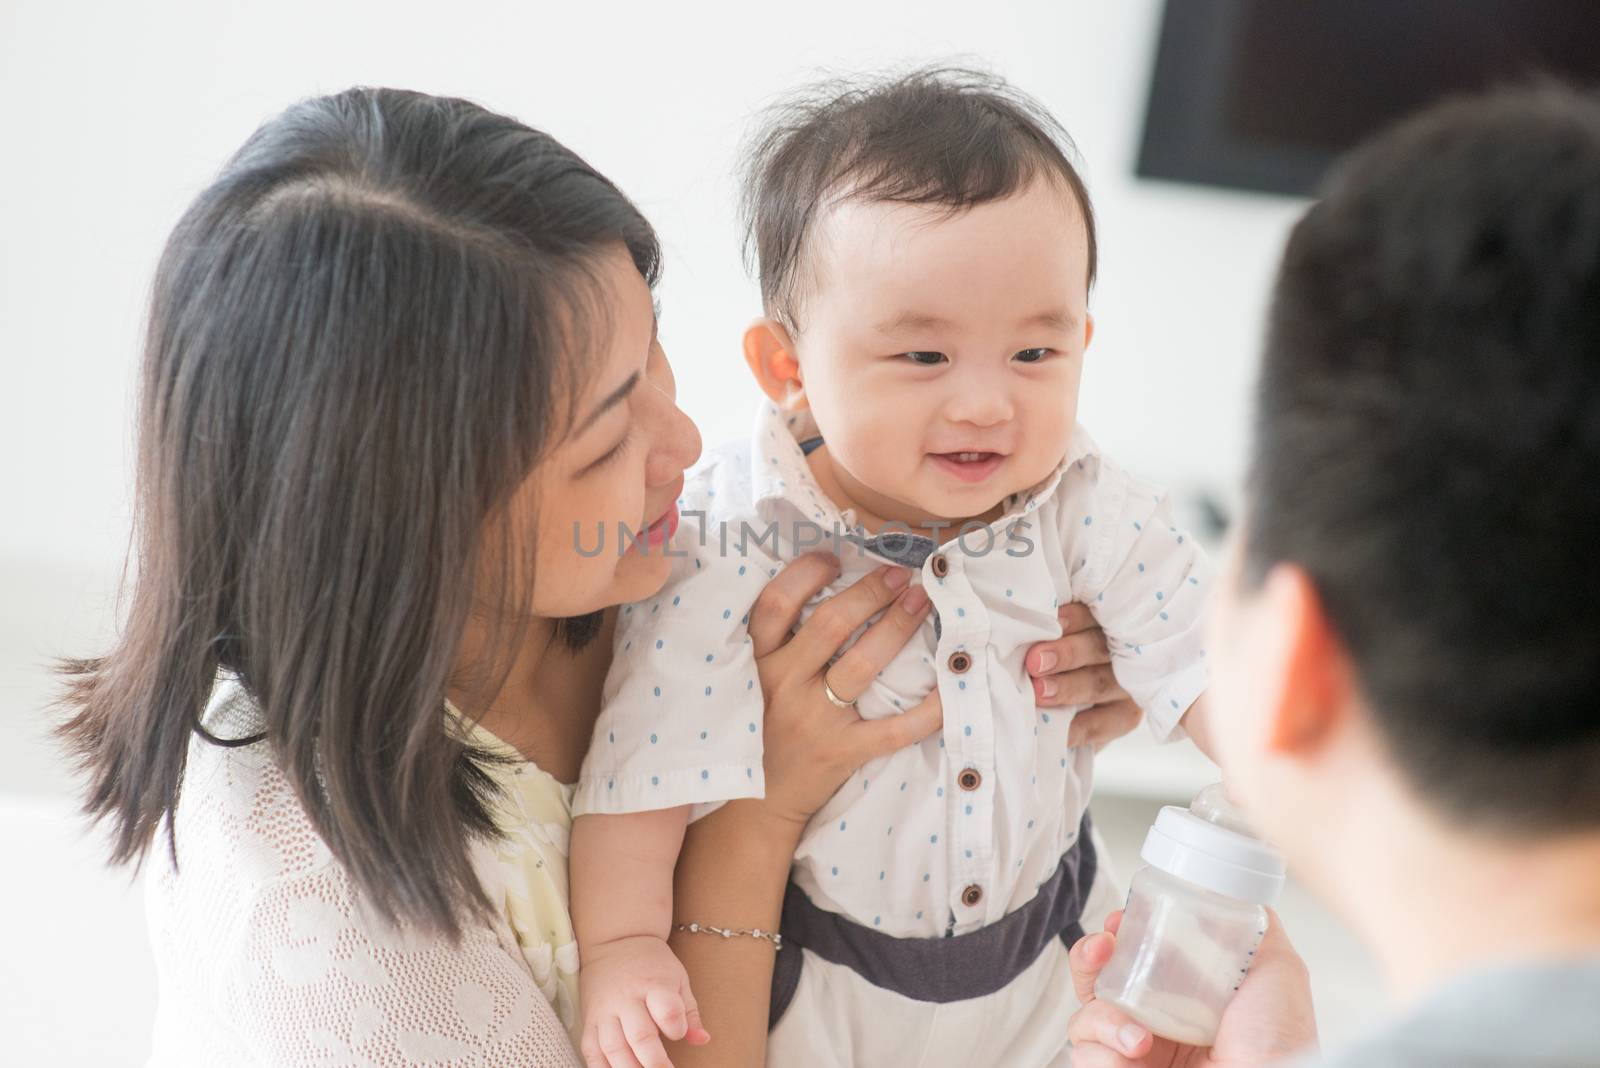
[
  {"left": 930, "top": 553, "right": 950, "bottom": 578},
  {"left": 958, "top": 768, "right": 981, "bottom": 791},
  {"left": 947, "top": 651, "right": 971, "bottom": 674},
  {"left": 961, "top": 884, "right": 983, "bottom": 907}
]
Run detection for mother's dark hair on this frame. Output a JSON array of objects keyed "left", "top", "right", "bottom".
[{"left": 59, "top": 87, "right": 659, "bottom": 934}]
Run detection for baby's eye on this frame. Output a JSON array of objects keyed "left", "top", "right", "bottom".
[
  {"left": 902, "top": 351, "right": 946, "bottom": 366},
  {"left": 1014, "top": 348, "right": 1052, "bottom": 364}
]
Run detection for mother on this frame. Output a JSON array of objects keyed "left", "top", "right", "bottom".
[{"left": 60, "top": 88, "right": 1139, "bottom": 1067}]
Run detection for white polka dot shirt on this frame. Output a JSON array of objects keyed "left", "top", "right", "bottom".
[{"left": 575, "top": 403, "right": 1212, "bottom": 937}]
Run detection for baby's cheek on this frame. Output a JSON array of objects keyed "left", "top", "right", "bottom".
[
  {"left": 846, "top": 443, "right": 908, "bottom": 493},
  {"left": 1019, "top": 439, "right": 1074, "bottom": 494}
]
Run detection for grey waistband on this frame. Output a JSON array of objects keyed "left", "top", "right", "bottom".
[{"left": 770, "top": 812, "right": 1098, "bottom": 1022}]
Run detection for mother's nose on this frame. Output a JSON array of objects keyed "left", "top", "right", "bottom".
[{"left": 648, "top": 398, "right": 702, "bottom": 484}]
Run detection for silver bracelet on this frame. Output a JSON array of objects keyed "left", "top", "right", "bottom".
[{"left": 673, "top": 921, "right": 783, "bottom": 950}]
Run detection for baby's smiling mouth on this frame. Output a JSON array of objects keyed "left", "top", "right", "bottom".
[{"left": 928, "top": 450, "right": 1007, "bottom": 483}]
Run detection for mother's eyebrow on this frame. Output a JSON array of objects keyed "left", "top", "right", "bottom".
[{"left": 574, "top": 370, "right": 640, "bottom": 434}]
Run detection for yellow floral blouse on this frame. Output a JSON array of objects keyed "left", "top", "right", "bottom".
[{"left": 466, "top": 719, "right": 583, "bottom": 1044}]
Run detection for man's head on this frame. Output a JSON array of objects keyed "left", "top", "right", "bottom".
[
  {"left": 738, "top": 68, "right": 1097, "bottom": 527},
  {"left": 1211, "top": 85, "right": 1600, "bottom": 879}
]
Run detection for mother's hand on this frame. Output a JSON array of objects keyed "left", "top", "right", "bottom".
[
  {"left": 1027, "top": 603, "right": 1143, "bottom": 749},
  {"left": 667, "top": 554, "right": 941, "bottom": 1068},
  {"left": 747, "top": 553, "right": 941, "bottom": 829}
]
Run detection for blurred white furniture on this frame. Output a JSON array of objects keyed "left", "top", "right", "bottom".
[{"left": 1096, "top": 725, "right": 1220, "bottom": 801}]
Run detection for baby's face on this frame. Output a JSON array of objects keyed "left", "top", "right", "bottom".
[{"left": 792, "top": 176, "right": 1092, "bottom": 530}]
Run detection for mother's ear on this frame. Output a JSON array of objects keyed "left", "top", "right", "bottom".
[{"left": 743, "top": 318, "right": 807, "bottom": 409}]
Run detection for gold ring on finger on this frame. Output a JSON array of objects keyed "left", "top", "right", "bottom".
[{"left": 821, "top": 675, "right": 857, "bottom": 710}]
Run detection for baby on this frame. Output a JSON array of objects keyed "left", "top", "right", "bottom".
[{"left": 572, "top": 69, "right": 1218, "bottom": 1067}]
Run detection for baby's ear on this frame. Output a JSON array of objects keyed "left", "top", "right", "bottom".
[{"left": 743, "top": 318, "right": 808, "bottom": 409}]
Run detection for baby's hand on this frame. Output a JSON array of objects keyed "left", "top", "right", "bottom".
[{"left": 578, "top": 934, "right": 709, "bottom": 1068}]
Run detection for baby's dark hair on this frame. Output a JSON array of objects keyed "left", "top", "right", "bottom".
[{"left": 740, "top": 65, "right": 1096, "bottom": 331}]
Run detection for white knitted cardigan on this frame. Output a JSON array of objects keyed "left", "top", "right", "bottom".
[{"left": 143, "top": 678, "right": 581, "bottom": 1067}]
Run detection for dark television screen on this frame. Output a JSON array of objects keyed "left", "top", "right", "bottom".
[{"left": 1138, "top": 0, "right": 1600, "bottom": 197}]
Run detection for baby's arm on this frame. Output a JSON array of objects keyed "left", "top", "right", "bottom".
[
  {"left": 571, "top": 806, "right": 709, "bottom": 1068},
  {"left": 1177, "top": 693, "right": 1221, "bottom": 764},
  {"left": 1064, "top": 459, "right": 1216, "bottom": 753}
]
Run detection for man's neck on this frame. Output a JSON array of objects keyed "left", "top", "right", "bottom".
[{"left": 1327, "top": 776, "right": 1600, "bottom": 1006}]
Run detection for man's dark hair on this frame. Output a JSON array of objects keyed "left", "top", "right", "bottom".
[
  {"left": 1245, "top": 84, "right": 1600, "bottom": 833},
  {"left": 57, "top": 86, "right": 659, "bottom": 935},
  {"left": 740, "top": 65, "right": 1097, "bottom": 331}
]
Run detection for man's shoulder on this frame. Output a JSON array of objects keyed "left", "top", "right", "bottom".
[{"left": 1284, "top": 957, "right": 1600, "bottom": 1068}]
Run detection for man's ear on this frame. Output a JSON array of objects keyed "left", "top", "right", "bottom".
[
  {"left": 1258, "top": 563, "right": 1353, "bottom": 756},
  {"left": 743, "top": 318, "right": 807, "bottom": 409},
  {"left": 1083, "top": 312, "right": 1095, "bottom": 352}
]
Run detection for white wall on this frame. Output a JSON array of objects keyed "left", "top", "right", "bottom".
[
  {"left": 2, "top": 0, "right": 1309, "bottom": 805},
  {"left": 0, "top": 0, "right": 1305, "bottom": 587}
]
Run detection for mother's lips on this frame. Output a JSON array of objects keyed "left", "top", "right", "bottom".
[
  {"left": 634, "top": 479, "right": 684, "bottom": 552},
  {"left": 636, "top": 502, "right": 680, "bottom": 550},
  {"left": 640, "top": 478, "right": 685, "bottom": 530}
]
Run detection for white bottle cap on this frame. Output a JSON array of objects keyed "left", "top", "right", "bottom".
[{"left": 1140, "top": 805, "right": 1287, "bottom": 905}]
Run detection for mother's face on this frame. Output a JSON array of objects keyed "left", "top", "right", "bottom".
[{"left": 520, "top": 245, "right": 702, "bottom": 619}]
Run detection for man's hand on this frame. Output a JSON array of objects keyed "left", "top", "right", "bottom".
[{"left": 1065, "top": 910, "right": 1319, "bottom": 1068}]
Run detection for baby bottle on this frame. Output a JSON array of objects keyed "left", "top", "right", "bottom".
[{"left": 1094, "top": 783, "right": 1286, "bottom": 1046}]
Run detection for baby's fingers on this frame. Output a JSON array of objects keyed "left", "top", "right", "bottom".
[
  {"left": 579, "top": 1022, "right": 608, "bottom": 1068},
  {"left": 679, "top": 978, "right": 710, "bottom": 1046},
  {"left": 594, "top": 1013, "right": 648, "bottom": 1068},
  {"left": 645, "top": 985, "right": 688, "bottom": 1042},
  {"left": 617, "top": 1001, "right": 670, "bottom": 1068}
]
